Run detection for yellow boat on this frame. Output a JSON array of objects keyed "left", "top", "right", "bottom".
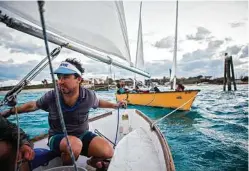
[{"left": 116, "top": 90, "right": 200, "bottom": 111}]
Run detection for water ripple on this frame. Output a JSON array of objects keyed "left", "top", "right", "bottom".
[{"left": 0, "top": 84, "right": 247, "bottom": 171}]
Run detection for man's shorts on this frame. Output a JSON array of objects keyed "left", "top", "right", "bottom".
[{"left": 48, "top": 131, "right": 97, "bottom": 157}]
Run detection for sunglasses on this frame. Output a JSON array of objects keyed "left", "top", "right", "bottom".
[{"left": 56, "top": 74, "right": 73, "bottom": 79}]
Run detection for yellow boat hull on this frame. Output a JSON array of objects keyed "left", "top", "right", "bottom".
[{"left": 116, "top": 90, "right": 200, "bottom": 111}]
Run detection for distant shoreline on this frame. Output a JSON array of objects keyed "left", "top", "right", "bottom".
[
  {"left": 0, "top": 83, "right": 109, "bottom": 91},
  {"left": 0, "top": 82, "right": 247, "bottom": 92}
]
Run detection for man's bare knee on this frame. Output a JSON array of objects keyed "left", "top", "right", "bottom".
[
  {"left": 88, "top": 137, "right": 114, "bottom": 158},
  {"left": 60, "top": 136, "right": 82, "bottom": 163},
  {"left": 102, "top": 145, "right": 114, "bottom": 158}
]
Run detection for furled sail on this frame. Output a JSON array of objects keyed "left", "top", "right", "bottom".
[
  {"left": 135, "top": 2, "right": 145, "bottom": 71},
  {"left": 0, "top": 1, "right": 131, "bottom": 63}
]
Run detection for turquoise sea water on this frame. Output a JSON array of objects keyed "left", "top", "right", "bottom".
[{"left": 0, "top": 84, "right": 248, "bottom": 171}]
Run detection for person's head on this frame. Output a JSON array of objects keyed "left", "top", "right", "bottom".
[
  {"left": 177, "top": 83, "right": 184, "bottom": 90},
  {"left": 120, "top": 80, "right": 125, "bottom": 87},
  {"left": 54, "top": 58, "right": 85, "bottom": 95},
  {"left": 117, "top": 83, "right": 121, "bottom": 88}
]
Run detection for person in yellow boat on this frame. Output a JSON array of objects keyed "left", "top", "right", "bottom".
[
  {"left": 116, "top": 80, "right": 130, "bottom": 94},
  {"left": 0, "top": 58, "right": 126, "bottom": 170},
  {"left": 0, "top": 114, "right": 34, "bottom": 171},
  {"left": 133, "top": 85, "right": 140, "bottom": 92},
  {"left": 176, "top": 83, "right": 185, "bottom": 91},
  {"left": 132, "top": 85, "right": 150, "bottom": 93}
]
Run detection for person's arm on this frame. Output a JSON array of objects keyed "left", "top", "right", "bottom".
[
  {"left": 99, "top": 100, "right": 117, "bottom": 109},
  {"left": 99, "top": 99, "right": 127, "bottom": 109},
  {"left": 89, "top": 89, "right": 127, "bottom": 109},
  {"left": 1, "top": 90, "right": 53, "bottom": 118},
  {"left": 1, "top": 101, "right": 38, "bottom": 118},
  {"left": 124, "top": 87, "right": 130, "bottom": 92}
]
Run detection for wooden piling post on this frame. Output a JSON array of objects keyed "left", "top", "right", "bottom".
[
  {"left": 223, "top": 53, "right": 237, "bottom": 91},
  {"left": 223, "top": 54, "right": 227, "bottom": 91},
  {"left": 226, "top": 57, "right": 232, "bottom": 91},
  {"left": 230, "top": 56, "right": 237, "bottom": 91}
]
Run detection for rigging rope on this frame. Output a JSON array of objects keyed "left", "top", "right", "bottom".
[
  {"left": 109, "top": 62, "right": 113, "bottom": 90},
  {"left": 94, "top": 107, "right": 121, "bottom": 149},
  {"left": 114, "top": 108, "right": 120, "bottom": 148},
  {"left": 151, "top": 94, "right": 198, "bottom": 129},
  {"left": 94, "top": 129, "right": 116, "bottom": 147},
  {"left": 37, "top": 1, "right": 78, "bottom": 170},
  {"left": 107, "top": 56, "right": 113, "bottom": 91},
  {"left": 144, "top": 92, "right": 156, "bottom": 106},
  {"left": 14, "top": 107, "right": 20, "bottom": 171},
  {"left": 0, "top": 45, "right": 63, "bottom": 108}
]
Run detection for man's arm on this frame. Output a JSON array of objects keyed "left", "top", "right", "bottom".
[
  {"left": 1, "top": 101, "right": 38, "bottom": 117},
  {"left": 99, "top": 100, "right": 116, "bottom": 108},
  {"left": 98, "top": 100, "right": 126, "bottom": 109}
]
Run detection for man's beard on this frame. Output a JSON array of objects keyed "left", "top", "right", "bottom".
[{"left": 60, "top": 86, "right": 76, "bottom": 95}]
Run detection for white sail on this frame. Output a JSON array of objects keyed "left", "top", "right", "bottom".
[
  {"left": 134, "top": 2, "right": 145, "bottom": 86},
  {"left": 0, "top": 1, "right": 131, "bottom": 63},
  {"left": 170, "top": 0, "right": 178, "bottom": 90},
  {"left": 135, "top": 1, "right": 145, "bottom": 71}
]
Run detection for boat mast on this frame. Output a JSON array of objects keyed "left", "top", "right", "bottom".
[{"left": 171, "top": 0, "right": 178, "bottom": 90}]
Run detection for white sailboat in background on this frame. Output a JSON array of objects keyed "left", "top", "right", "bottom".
[
  {"left": 0, "top": 1, "right": 175, "bottom": 171},
  {"left": 116, "top": 0, "right": 200, "bottom": 111}
]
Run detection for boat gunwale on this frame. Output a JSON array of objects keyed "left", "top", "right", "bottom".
[
  {"left": 135, "top": 109, "right": 175, "bottom": 171},
  {"left": 116, "top": 89, "right": 200, "bottom": 95}
]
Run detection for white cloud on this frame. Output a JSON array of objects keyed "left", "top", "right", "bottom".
[
  {"left": 229, "top": 22, "right": 246, "bottom": 28},
  {"left": 186, "top": 27, "right": 211, "bottom": 41},
  {"left": 238, "top": 45, "right": 248, "bottom": 59},
  {"left": 0, "top": 1, "right": 248, "bottom": 86},
  {"left": 154, "top": 36, "right": 174, "bottom": 49}
]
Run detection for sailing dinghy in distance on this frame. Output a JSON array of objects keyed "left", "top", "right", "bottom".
[
  {"left": 116, "top": 1, "right": 200, "bottom": 111},
  {"left": 0, "top": 1, "right": 175, "bottom": 171}
]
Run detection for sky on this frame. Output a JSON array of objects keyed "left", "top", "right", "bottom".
[{"left": 0, "top": 1, "right": 248, "bottom": 86}]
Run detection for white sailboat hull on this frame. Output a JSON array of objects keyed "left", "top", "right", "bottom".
[{"left": 32, "top": 109, "right": 175, "bottom": 171}]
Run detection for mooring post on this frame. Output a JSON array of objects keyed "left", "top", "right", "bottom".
[
  {"left": 230, "top": 56, "right": 237, "bottom": 91},
  {"left": 223, "top": 53, "right": 228, "bottom": 91},
  {"left": 223, "top": 53, "right": 237, "bottom": 91},
  {"left": 226, "top": 57, "right": 232, "bottom": 91}
]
